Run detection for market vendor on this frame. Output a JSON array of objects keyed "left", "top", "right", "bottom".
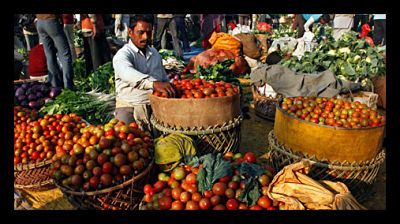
[
  {"left": 113, "top": 14, "right": 176, "bottom": 134},
  {"left": 293, "top": 14, "right": 330, "bottom": 38}
]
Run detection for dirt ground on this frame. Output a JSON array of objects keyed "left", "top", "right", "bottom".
[{"left": 238, "top": 79, "right": 386, "bottom": 210}]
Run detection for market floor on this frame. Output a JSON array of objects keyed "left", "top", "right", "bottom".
[{"left": 238, "top": 80, "right": 386, "bottom": 210}]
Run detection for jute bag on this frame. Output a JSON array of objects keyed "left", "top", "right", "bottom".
[{"left": 267, "top": 160, "right": 367, "bottom": 210}]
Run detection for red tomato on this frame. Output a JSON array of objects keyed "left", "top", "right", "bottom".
[{"left": 244, "top": 152, "right": 256, "bottom": 163}]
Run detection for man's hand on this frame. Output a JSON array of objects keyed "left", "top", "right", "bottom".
[{"left": 153, "top": 81, "right": 176, "bottom": 98}]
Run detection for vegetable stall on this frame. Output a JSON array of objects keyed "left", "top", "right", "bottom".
[{"left": 13, "top": 16, "right": 386, "bottom": 210}]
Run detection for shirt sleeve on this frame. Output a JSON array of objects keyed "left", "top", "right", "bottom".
[
  {"left": 304, "top": 17, "right": 315, "bottom": 32},
  {"left": 113, "top": 52, "right": 156, "bottom": 90}
]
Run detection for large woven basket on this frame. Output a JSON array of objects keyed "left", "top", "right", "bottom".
[
  {"left": 266, "top": 130, "right": 385, "bottom": 202},
  {"left": 151, "top": 115, "right": 243, "bottom": 156},
  {"left": 14, "top": 159, "right": 55, "bottom": 191},
  {"left": 252, "top": 85, "right": 282, "bottom": 121},
  {"left": 55, "top": 159, "right": 155, "bottom": 210}
]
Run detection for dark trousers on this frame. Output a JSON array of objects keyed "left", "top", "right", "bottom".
[
  {"left": 352, "top": 15, "right": 369, "bottom": 32},
  {"left": 36, "top": 19, "right": 74, "bottom": 90},
  {"left": 155, "top": 18, "right": 183, "bottom": 58},
  {"left": 174, "top": 16, "right": 190, "bottom": 51},
  {"left": 373, "top": 19, "right": 386, "bottom": 46},
  {"left": 83, "top": 32, "right": 112, "bottom": 76}
]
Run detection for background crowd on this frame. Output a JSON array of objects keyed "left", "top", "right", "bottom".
[{"left": 13, "top": 14, "right": 386, "bottom": 87}]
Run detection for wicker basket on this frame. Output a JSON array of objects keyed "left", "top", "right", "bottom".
[
  {"left": 14, "top": 159, "right": 55, "bottom": 191},
  {"left": 55, "top": 159, "right": 155, "bottom": 210},
  {"left": 266, "top": 130, "right": 385, "bottom": 202},
  {"left": 151, "top": 115, "right": 243, "bottom": 156},
  {"left": 252, "top": 85, "right": 282, "bottom": 121}
]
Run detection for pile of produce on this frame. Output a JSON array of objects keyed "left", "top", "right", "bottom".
[
  {"left": 40, "top": 89, "right": 113, "bottom": 125},
  {"left": 152, "top": 79, "right": 239, "bottom": 99},
  {"left": 14, "top": 81, "right": 62, "bottom": 110},
  {"left": 280, "top": 31, "right": 386, "bottom": 84},
  {"left": 74, "top": 61, "right": 115, "bottom": 94},
  {"left": 49, "top": 119, "right": 153, "bottom": 192},
  {"left": 280, "top": 96, "right": 386, "bottom": 128},
  {"left": 140, "top": 152, "right": 285, "bottom": 210},
  {"left": 159, "top": 49, "right": 187, "bottom": 73},
  {"left": 14, "top": 108, "right": 86, "bottom": 165},
  {"left": 269, "top": 24, "right": 298, "bottom": 39}
]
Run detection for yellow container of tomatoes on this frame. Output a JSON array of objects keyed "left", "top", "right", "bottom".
[{"left": 273, "top": 97, "right": 385, "bottom": 163}]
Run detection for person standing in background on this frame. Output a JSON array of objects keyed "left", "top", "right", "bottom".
[
  {"left": 19, "top": 14, "right": 39, "bottom": 52},
  {"left": 80, "top": 14, "right": 112, "bottom": 76},
  {"left": 200, "top": 14, "right": 223, "bottom": 50},
  {"left": 238, "top": 14, "right": 251, "bottom": 27},
  {"left": 332, "top": 14, "right": 354, "bottom": 40},
  {"left": 63, "top": 14, "right": 77, "bottom": 62},
  {"left": 174, "top": 14, "right": 191, "bottom": 52},
  {"left": 35, "top": 14, "right": 75, "bottom": 90},
  {"left": 154, "top": 14, "right": 183, "bottom": 58},
  {"left": 372, "top": 14, "right": 386, "bottom": 46},
  {"left": 293, "top": 14, "right": 330, "bottom": 38},
  {"left": 115, "top": 14, "right": 132, "bottom": 44},
  {"left": 353, "top": 14, "right": 370, "bottom": 32}
]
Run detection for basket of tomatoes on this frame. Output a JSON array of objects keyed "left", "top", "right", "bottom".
[
  {"left": 251, "top": 85, "right": 282, "bottom": 121},
  {"left": 149, "top": 78, "right": 241, "bottom": 129},
  {"left": 139, "top": 152, "right": 288, "bottom": 210},
  {"left": 51, "top": 119, "right": 155, "bottom": 210},
  {"left": 266, "top": 130, "right": 386, "bottom": 202},
  {"left": 14, "top": 106, "right": 86, "bottom": 191},
  {"left": 273, "top": 96, "right": 385, "bottom": 164}
]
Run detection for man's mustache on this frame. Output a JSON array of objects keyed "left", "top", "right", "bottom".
[{"left": 140, "top": 40, "right": 148, "bottom": 43}]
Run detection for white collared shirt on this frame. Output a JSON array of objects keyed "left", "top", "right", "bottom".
[{"left": 113, "top": 39, "right": 168, "bottom": 106}]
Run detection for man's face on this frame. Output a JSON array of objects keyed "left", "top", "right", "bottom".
[{"left": 128, "top": 21, "right": 152, "bottom": 50}]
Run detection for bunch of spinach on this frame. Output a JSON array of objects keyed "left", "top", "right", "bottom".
[
  {"left": 40, "top": 89, "right": 112, "bottom": 125},
  {"left": 194, "top": 58, "right": 240, "bottom": 87},
  {"left": 74, "top": 61, "right": 115, "bottom": 94}
]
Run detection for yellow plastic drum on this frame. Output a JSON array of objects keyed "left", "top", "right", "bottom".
[{"left": 273, "top": 102, "right": 385, "bottom": 163}]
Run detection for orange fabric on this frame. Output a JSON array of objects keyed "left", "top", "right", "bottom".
[
  {"left": 80, "top": 14, "right": 105, "bottom": 32},
  {"left": 208, "top": 32, "right": 242, "bottom": 57}
]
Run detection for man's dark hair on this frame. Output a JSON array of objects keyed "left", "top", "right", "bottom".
[
  {"left": 321, "top": 14, "right": 330, "bottom": 23},
  {"left": 129, "top": 14, "right": 154, "bottom": 29}
]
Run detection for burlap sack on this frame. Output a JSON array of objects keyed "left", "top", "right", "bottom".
[
  {"left": 255, "top": 34, "right": 269, "bottom": 63},
  {"left": 372, "top": 75, "right": 386, "bottom": 109},
  {"left": 338, "top": 91, "right": 379, "bottom": 109},
  {"left": 234, "top": 33, "right": 261, "bottom": 59},
  {"left": 267, "top": 160, "right": 367, "bottom": 210}
]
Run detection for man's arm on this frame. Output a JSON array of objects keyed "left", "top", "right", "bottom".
[{"left": 304, "top": 16, "right": 315, "bottom": 32}]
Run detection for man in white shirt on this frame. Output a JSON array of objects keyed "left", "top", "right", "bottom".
[{"left": 113, "top": 14, "right": 176, "bottom": 134}]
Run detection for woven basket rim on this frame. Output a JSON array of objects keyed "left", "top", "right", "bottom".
[
  {"left": 14, "top": 178, "right": 54, "bottom": 189},
  {"left": 55, "top": 159, "right": 154, "bottom": 196},
  {"left": 151, "top": 114, "right": 243, "bottom": 135},
  {"left": 14, "top": 159, "right": 52, "bottom": 172},
  {"left": 268, "top": 130, "right": 386, "bottom": 169},
  {"left": 252, "top": 85, "right": 281, "bottom": 101}
]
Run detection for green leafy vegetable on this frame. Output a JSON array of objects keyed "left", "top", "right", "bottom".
[
  {"left": 40, "top": 89, "right": 112, "bottom": 125},
  {"left": 195, "top": 153, "right": 233, "bottom": 193}
]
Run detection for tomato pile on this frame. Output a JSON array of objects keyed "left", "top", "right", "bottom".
[
  {"left": 14, "top": 106, "right": 85, "bottom": 165},
  {"left": 280, "top": 96, "right": 386, "bottom": 128},
  {"left": 140, "top": 152, "right": 286, "bottom": 210},
  {"left": 153, "top": 79, "right": 239, "bottom": 98},
  {"left": 49, "top": 118, "right": 153, "bottom": 191}
]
